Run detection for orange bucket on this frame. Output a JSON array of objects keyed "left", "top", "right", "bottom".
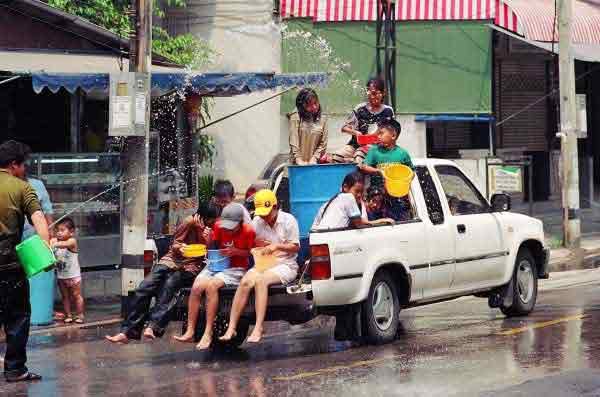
[
  {"left": 252, "top": 248, "right": 278, "bottom": 272},
  {"left": 383, "top": 164, "right": 414, "bottom": 197}
]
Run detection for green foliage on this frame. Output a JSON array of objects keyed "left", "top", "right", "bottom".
[
  {"left": 197, "top": 174, "right": 215, "bottom": 205},
  {"left": 47, "top": 0, "right": 214, "bottom": 67}
]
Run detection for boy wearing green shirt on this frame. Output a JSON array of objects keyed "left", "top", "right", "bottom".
[{"left": 360, "top": 119, "right": 413, "bottom": 221}]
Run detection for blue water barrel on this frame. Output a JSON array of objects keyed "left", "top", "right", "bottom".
[
  {"left": 288, "top": 164, "right": 357, "bottom": 237},
  {"left": 29, "top": 269, "right": 56, "bottom": 326}
]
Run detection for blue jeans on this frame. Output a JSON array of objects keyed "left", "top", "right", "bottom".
[{"left": 121, "top": 265, "right": 195, "bottom": 339}]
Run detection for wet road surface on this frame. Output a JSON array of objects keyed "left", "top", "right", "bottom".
[{"left": 2, "top": 270, "right": 600, "bottom": 396}]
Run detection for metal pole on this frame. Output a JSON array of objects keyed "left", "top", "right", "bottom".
[
  {"left": 120, "top": 0, "right": 152, "bottom": 315},
  {"left": 558, "top": 0, "right": 581, "bottom": 248},
  {"left": 528, "top": 161, "right": 534, "bottom": 216},
  {"left": 488, "top": 121, "right": 494, "bottom": 156}
]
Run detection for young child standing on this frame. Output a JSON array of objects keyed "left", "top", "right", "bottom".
[
  {"left": 360, "top": 119, "right": 414, "bottom": 222},
  {"left": 51, "top": 217, "right": 84, "bottom": 324},
  {"left": 289, "top": 88, "right": 328, "bottom": 165}
]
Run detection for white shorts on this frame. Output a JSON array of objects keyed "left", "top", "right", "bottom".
[
  {"left": 255, "top": 264, "right": 299, "bottom": 285},
  {"left": 198, "top": 267, "right": 245, "bottom": 287}
]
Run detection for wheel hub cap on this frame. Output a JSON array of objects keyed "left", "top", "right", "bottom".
[
  {"left": 372, "top": 282, "right": 394, "bottom": 331},
  {"left": 517, "top": 260, "right": 534, "bottom": 304}
]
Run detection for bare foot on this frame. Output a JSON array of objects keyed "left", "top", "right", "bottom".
[
  {"left": 143, "top": 327, "right": 156, "bottom": 340},
  {"left": 218, "top": 329, "right": 237, "bottom": 342},
  {"left": 195, "top": 334, "right": 213, "bottom": 350},
  {"left": 105, "top": 333, "right": 129, "bottom": 344},
  {"left": 247, "top": 328, "right": 263, "bottom": 343},
  {"left": 173, "top": 332, "right": 195, "bottom": 343}
]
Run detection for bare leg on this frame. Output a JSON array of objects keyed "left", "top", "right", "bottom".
[
  {"left": 247, "top": 271, "right": 281, "bottom": 343},
  {"left": 143, "top": 327, "right": 156, "bottom": 340},
  {"left": 220, "top": 271, "right": 259, "bottom": 341},
  {"left": 58, "top": 281, "right": 72, "bottom": 320},
  {"left": 173, "top": 276, "right": 210, "bottom": 342},
  {"left": 196, "top": 278, "right": 225, "bottom": 350},
  {"left": 71, "top": 283, "right": 85, "bottom": 320}
]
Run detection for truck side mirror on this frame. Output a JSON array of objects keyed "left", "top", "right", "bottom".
[{"left": 491, "top": 193, "right": 511, "bottom": 212}]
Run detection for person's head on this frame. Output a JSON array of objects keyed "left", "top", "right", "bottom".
[
  {"left": 213, "top": 180, "right": 236, "bottom": 209},
  {"left": 366, "top": 77, "right": 385, "bottom": 108},
  {"left": 253, "top": 189, "right": 279, "bottom": 223},
  {"left": 341, "top": 171, "right": 365, "bottom": 202},
  {"left": 56, "top": 217, "right": 76, "bottom": 241},
  {"left": 0, "top": 140, "right": 31, "bottom": 179},
  {"left": 378, "top": 118, "right": 401, "bottom": 147},
  {"left": 197, "top": 202, "right": 219, "bottom": 228},
  {"left": 366, "top": 186, "right": 384, "bottom": 212},
  {"left": 219, "top": 203, "right": 245, "bottom": 234},
  {"left": 296, "top": 88, "right": 321, "bottom": 122}
]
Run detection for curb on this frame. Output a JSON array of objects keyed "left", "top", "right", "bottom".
[{"left": 548, "top": 247, "right": 600, "bottom": 272}]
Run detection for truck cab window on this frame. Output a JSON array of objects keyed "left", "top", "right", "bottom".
[
  {"left": 415, "top": 166, "right": 444, "bottom": 225},
  {"left": 435, "top": 165, "right": 490, "bottom": 215}
]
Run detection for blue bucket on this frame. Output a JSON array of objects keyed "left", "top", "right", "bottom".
[
  {"left": 207, "top": 250, "right": 230, "bottom": 273},
  {"left": 29, "top": 269, "right": 56, "bottom": 326}
]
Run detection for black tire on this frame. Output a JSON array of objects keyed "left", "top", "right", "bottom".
[
  {"left": 361, "top": 270, "right": 400, "bottom": 345},
  {"left": 501, "top": 248, "right": 538, "bottom": 317},
  {"left": 190, "top": 314, "right": 250, "bottom": 348}
]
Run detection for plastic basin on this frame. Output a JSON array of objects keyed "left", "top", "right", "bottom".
[
  {"left": 207, "top": 250, "right": 230, "bottom": 272},
  {"left": 252, "top": 249, "right": 278, "bottom": 272},
  {"left": 182, "top": 244, "right": 207, "bottom": 258},
  {"left": 357, "top": 134, "right": 379, "bottom": 145},
  {"left": 16, "top": 235, "right": 56, "bottom": 278},
  {"left": 383, "top": 164, "right": 414, "bottom": 198}
]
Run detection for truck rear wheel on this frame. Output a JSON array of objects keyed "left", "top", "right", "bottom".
[
  {"left": 501, "top": 248, "right": 538, "bottom": 317},
  {"left": 361, "top": 271, "right": 400, "bottom": 345}
]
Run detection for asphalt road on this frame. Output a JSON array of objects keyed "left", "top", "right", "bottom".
[{"left": 2, "top": 269, "right": 600, "bottom": 397}]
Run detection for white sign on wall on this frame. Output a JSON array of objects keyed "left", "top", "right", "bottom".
[
  {"left": 488, "top": 165, "right": 523, "bottom": 193},
  {"left": 109, "top": 72, "right": 149, "bottom": 137}
]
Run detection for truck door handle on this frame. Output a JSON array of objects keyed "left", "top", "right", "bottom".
[{"left": 457, "top": 224, "right": 466, "bottom": 234}]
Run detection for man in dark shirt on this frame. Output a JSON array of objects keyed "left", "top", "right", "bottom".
[{"left": 0, "top": 140, "right": 50, "bottom": 383}]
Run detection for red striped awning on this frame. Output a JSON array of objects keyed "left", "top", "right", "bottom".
[
  {"left": 495, "top": 0, "right": 600, "bottom": 44},
  {"left": 282, "top": 0, "right": 600, "bottom": 44}
]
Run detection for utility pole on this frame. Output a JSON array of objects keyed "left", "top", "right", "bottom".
[
  {"left": 120, "top": 0, "right": 152, "bottom": 315},
  {"left": 557, "top": 0, "right": 581, "bottom": 248}
]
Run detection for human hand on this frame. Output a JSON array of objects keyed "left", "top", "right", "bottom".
[
  {"left": 50, "top": 238, "right": 58, "bottom": 247},
  {"left": 179, "top": 243, "right": 188, "bottom": 255},
  {"left": 192, "top": 214, "right": 204, "bottom": 228},
  {"left": 255, "top": 239, "right": 271, "bottom": 248},
  {"left": 202, "top": 227, "right": 211, "bottom": 242},
  {"left": 220, "top": 247, "right": 237, "bottom": 257},
  {"left": 261, "top": 244, "right": 278, "bottom": 255},
  {"left": 381, "top": 218, "right": 395, "bottom": 225}
]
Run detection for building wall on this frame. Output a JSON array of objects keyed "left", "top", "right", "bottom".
[{"left": 166, "top": 0, "right": 282, "bottom": 191}]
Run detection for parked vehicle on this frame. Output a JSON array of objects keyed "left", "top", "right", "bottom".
[{"left": 175, "top": 159, "right": 549, "bottom": 347}]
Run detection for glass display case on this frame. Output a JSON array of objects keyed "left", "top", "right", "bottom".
[{"left": 29, "top": 153, "right": 121, "bottom": 267}]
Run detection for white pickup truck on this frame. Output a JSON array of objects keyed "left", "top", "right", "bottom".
[{"left": 177, "top": 159, "right": 549, "bottom": 347}]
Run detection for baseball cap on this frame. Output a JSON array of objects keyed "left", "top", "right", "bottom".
[
  {"left": 219, "top": 203, "right": 245, "bottom": 230},
  {"left": 253, "top": 189, "right": 277, "bottom": 217}
]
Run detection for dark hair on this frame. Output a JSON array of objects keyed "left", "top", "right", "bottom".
[
  {"left": 296, "top": 88, "right": 321, "bottom": 122},
  {"left": 378, "top": 118, "right": 401, "bottom": 137},
  {"left": 0, "top": 140, "right": 31, "bottom": 168},
  {"left": 366, "top": 77, "right": 385, "bottom": 92},
  {"left": 367, "top": 186, "right": 384, "bottom": 200},
  {"left": 197, "top": 201, "right": 219, "bottom": 220},
  {"left": 57, "top": 217, "right": 75, "bottom": 231},
  {"left": 214, "top": 179, "right": 235, "bottom": 198},
  {"left": 341, "top": 170, "right": 364, "bottom": 190}
]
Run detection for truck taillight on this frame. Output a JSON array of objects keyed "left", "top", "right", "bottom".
[
  {"left": 143, "top": 250, "right": 154, "bottom": 276},
  {"left": 310, "top": 244, "right": 331, "bottom": 280}
]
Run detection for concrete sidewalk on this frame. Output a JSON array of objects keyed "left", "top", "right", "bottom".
[{"left": 547, "top": 234, "right": 600, "bottom": 272}]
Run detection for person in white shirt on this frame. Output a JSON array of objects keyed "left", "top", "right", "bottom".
[
  {"left": 312, "top": 171, "right": 394, "bottom": 231},
  {"left": 220, "top": 189, "right": 300, "bottom": 344}
]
